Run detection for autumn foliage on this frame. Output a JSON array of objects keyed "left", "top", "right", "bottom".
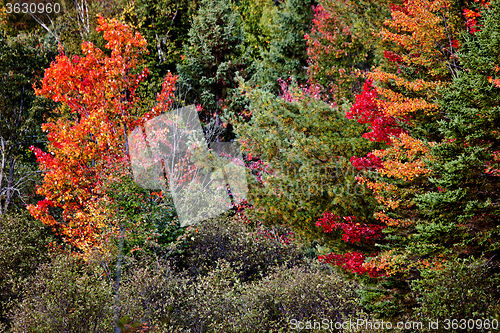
[
  {"left": 28, "top": 16, "right": 177, "bottom": 254},
  {"left": 312, "top": 0, "right": 496, "bottom": 284}
]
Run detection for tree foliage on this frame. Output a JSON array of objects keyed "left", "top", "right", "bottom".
[
  {"left": 28, "top": 15, "right": 176, "bottom": 254},
  {"left": 177, "top": 0, "right": 249, "bottom": 125},
  {"left": 0, "top": 31, "right": 57, "bottom": 215},
  {"left": 234, "top": 81, "right": 379, "bottom": 248},
  {"left": 251, "top": 0, "right": 316, "bottom": 93},
  {"left": 305, "top": 0, "right": 392, "bottom": 102}
]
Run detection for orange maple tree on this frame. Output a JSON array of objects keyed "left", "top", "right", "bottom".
[{"left": 28, "top": 15, "right": 177, "bottom": 254}]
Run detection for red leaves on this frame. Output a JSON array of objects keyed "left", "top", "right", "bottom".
[
  {"left": 383, "top": 51, "right": 404, "bottom": 64},
  {"left": 389, "top": 3, "right": 409, "bottom": 15},
  {"left": 316, "top": 211, "right": 385, "bottom": 244},
  {"left": 346, "top": 79, "right": 404, "bottom": 145},
  {"left": 464, "top": 1, "right": 490, "bottom": 34},
  {"left": 350, "top": 153, "right": 383, "bottom": 171},
  {"left": 464, "top": 8, "right": 481, "bottom": 33},
  {"left": 318, "top": 252, "right": 383, "bottom": 277}
]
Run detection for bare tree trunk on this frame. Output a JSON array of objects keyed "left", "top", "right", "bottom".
[
  {"left": 73, "top": 0, "right": 90, "bottom": 40},
  {"left": 4, "top": 158, "right": 16, "bottom": 213},
  {"left": 0, "top": 138, "right": 5, "bottom": 217}
]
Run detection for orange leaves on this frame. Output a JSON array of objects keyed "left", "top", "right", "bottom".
[
  {"left": 487, "top": 65, "right": 500, "bottom": 88},
  {"left": 365, "top": 249, "right": 447, "bottom": 276},
  {"left": 354, "top": 133, "right": 433, "bottom": 233},
  {"left": 374, "top": 86, "right": 439, "bottom": 118},
  {"left": 369, "top": 67, "right": 444, "bottom": 96},
  {"left": 373, "top": 133, "right": 434, "bottom": 181},
  {"left": 346, "top": 0, "right": 458, "bottom": 276},
  {"left": 27, "top": 16, "right": 172, "bottom": 256},
  {"left": 379, "top": 0, "right": 459, "bottom": 78},
  {"left": 35, "top": 16, "right": 149, "bottom": 126}
]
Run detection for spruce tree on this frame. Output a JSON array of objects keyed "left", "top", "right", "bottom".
[
  {"left": 234, "top": 82, "right": 379, "bottom": 247},
  {"left": 251, "top": 0, "right": 315, "bottom": 93},
  {"left": 177, "top": 0, "right": 249, "bottom": 127},
  {"left": 417, "top": 1, "right": 500, "bottom": 261}
]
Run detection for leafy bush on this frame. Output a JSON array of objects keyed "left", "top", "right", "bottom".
[
  {"left": 117, "top": 263, "right": 183, "bottom": 332},
  {"left": 9, "top": 253, "right": 114, "bottom": 333},
  {"left": 116, "top": 212, "right": 375, "bottom": 332},
  {"left": 235, "top": 264, "right": 373, "bottom": 332},
  {"left": 166, "top": 214, "right": 305, "bottom": 282},
  {"left": 119, "top": 255, "right": 373, "bottom": 332},
  {"left": 411, "top": 257, "right": 500, "bottom": 329},
  {"left": 0, "top": 210, "right": 55, "bottom": 329}
]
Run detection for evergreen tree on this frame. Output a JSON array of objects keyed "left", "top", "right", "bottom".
[
  {"left": 417, "top": 1, "right": 500, "bottom": 261},
  {"left": 177, "top": 0, "right": 249, "bottom": 128},
  {"left": 251, "top": 0, "right": 316, "bottom": 93},
  {"left": 237, "top": 0, "right": 276, "bottom": 61},
  {"left": 234, "top": 81, "right": 379, "bottom": 247}
]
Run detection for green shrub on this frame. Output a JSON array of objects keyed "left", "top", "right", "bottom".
[
  {"left": 233, "top": 263, "right": 372, "bottom": 332},
  {"left": 9, "top": 253, "right": 114, "bottom": 333},
  {"left": 0, "top": 210, "right": 55, "bottom": 329},
  {"left": 166, "top": 215, "right": 305, "bottom": 282},
  {"left": 411, "top": 257, "right": 500, "bottom": 330},
  {"left": 171, "top": 259, "right": 244, "bottom": 332},
  {"left": 117, "top": 260, "right": 188, "bottom": 332},
  {"left": 119, "top": 255, "right": 373, "bottom": 332},
  {"left": 116, "top": 213, "right": 373, "bottom": 332}
]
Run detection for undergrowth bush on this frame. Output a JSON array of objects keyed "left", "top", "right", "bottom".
[
  {"left": 116, "top": 214, "right": 374, "bottom": 332},
  {"left": 166, "top": 215, "right": 305, "bottom": 282},
  {"left": 0, "top": 210, "right": 55, "bottom": 330},
  {"left": 119, "top": 256, "right": 374, "bottom": 332},
  {"left": 6, "top": 213, "right": 378, "bottom": 332},
  {"left": 9, "top": 253, "right": 114, "bottom": 333},
  {"left": 411, "top": 257, "right": 500, "bottom": 330}
]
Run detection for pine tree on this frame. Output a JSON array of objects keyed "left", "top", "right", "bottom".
[
  {"left": 234, "top": 81, "right": 379, "bottom": 248},
  {"left": 417, "top": 0, "right": 500, "bottom": 262},
  {"left": 237, "top": 0, "right": 276, "bottom": 60},
  {"left": 122, "top": 0, "right": 199, "bottom": 95}
]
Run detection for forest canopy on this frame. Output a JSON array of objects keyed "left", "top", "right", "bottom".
[{"left": 1, "top": 0, "right": 499, "bottom": 331}]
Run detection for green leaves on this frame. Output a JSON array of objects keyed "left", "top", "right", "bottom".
[
  {"left": 0, "top": 32, "right": 57, "bottom": 214},
  {"left": 177, "top": 0, "right": 249, "bottom": 123},
  {"left": 250, "top": 0, "right": 315, "bottom": 93},
  {"left": 416, "top": 1, "right": 500, "bottom": 256},
  {"left": 235, "top": 83, "right": 378, "bottom": 244}
]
